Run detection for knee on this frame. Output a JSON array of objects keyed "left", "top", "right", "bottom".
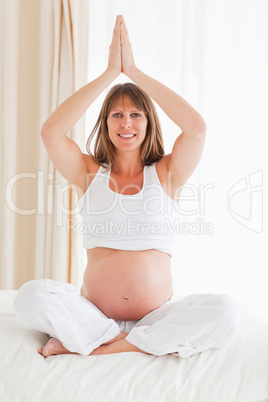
[{"left": 13, "top": 279, "right": 49, "bottom": 321}]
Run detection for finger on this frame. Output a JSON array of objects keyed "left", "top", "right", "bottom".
[
  {"left": 112, "top": 16, "right": 121, "bottom": 42},
  {"left": 115, "top": 14, "right": 121, "bottom": 25},
  {"left": 121, "top": 15, "right": 129, "bottom": 37},
  {"left": 113, "top": 15, "right": 121, "bottom": 33},
  {"left": 121, "top": 16, "right": 127, "bottom": 30},
  {"left": 119, "top": 16, "right": 131, "bottom": 48}
]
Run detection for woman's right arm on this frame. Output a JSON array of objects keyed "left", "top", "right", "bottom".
[{"left": 41, "top": 16, "right": 122, "bottom": 191}]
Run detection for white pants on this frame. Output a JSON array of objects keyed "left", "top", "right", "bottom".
[{"left": 13, "top": 279, "right": 241, "bottom": 358}]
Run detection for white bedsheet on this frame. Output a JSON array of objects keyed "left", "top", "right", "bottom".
[{"left": 0, "top": 290, "right": 268, "bottom": 402}]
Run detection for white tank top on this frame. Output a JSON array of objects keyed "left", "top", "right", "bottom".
[{"left": 78, "top": 163, "right": 180, "bottom": 257}]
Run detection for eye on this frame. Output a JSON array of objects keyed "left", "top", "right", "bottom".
[
  {"left": 132, "top": 113, "right": 141, "bottom": 117},
  {"left": 112, "top": 113, "right": 122, "bottom": 118}
]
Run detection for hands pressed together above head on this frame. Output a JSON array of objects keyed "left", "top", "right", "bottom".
[{"left": 108, "top": 15, "right": 136, "bottom": 78}]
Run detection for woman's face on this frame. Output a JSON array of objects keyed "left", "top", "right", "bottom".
[{"left": 106, "top": 96, "right": 148, "bottom": 154}]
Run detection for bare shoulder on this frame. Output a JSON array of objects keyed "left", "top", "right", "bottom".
[
  {"left": 82, "top": 153, "right": 100, "bottom": 175},
  {"left": 155, "top": 154, "right": 170, "bottom": 181},
  {"left": 155, "top": 129, "right": 206, "bottom": 201},
  {"left": 155, "top": 155, "right": 183, "bottom": 202},
  {"left": 74, "top": 154, "right": 101, "bottom": 199}
]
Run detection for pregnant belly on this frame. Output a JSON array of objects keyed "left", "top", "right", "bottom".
[{"left": 81, "top": 248, "right": 174, "bottom": 321}]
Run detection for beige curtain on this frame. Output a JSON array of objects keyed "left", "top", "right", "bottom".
[{"left": 0, "top": 0, "right": 89, "bottom": 290}]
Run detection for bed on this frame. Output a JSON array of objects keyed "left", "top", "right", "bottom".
[{"left": 0, "top": 290, "right": 267, "bottom": 402}]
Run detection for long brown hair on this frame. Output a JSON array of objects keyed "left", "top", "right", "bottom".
[{"left": 86, "top": 83, "right": 165, "bottom": 171}]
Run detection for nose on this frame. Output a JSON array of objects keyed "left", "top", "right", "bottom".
[{"left": 121, "top": 115, "right": 132, "bottom": 128}]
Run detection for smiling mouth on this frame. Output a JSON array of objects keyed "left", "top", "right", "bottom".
[{"left": 118, "top": 134, "right": 136, "bottom": 138}]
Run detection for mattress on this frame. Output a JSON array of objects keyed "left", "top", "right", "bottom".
[{"left": 0, "top": 290, "right": 268, "bottom": 402}]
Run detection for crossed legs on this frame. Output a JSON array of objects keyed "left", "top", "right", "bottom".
[
  {"left": 38, "top": 331, "right": 149, "bottom": 357},
  {"left": 14, "top": 279, "right": 241, "bottom": 359}
]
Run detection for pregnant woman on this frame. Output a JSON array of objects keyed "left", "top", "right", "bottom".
[{"left": 14, "top": 15, "right": 241, "bottom": 358}]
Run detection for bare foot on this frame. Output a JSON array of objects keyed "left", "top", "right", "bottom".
[
  {"left": 38, "top": 331, "right": 128, "bottom": 358},
  {"left": 38, "top": 337, "right": 77, "bottom": 358}
]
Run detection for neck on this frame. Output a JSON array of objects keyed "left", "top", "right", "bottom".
[{"left": 112, "top": 153, "right": 143, "bottom": 177}]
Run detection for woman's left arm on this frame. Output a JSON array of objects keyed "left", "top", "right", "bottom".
[{"left": 120, "top": 16, "right": 206, "bottom": 184}]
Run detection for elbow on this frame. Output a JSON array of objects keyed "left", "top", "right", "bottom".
[
  {"left": 194, "top": 118, "right": 207, "bottom": 137},
  {"left": 200, "top": 121, "right": 207, "bottom": 137},
  {"left": 41, "top": 120, "right": 66, "bottom": 143},
  {"left": 40, "top": 122, "right": 52, "bottom": 141},
  {"left": 40, "top": 121, "right": 59, "bottom": 144}
]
